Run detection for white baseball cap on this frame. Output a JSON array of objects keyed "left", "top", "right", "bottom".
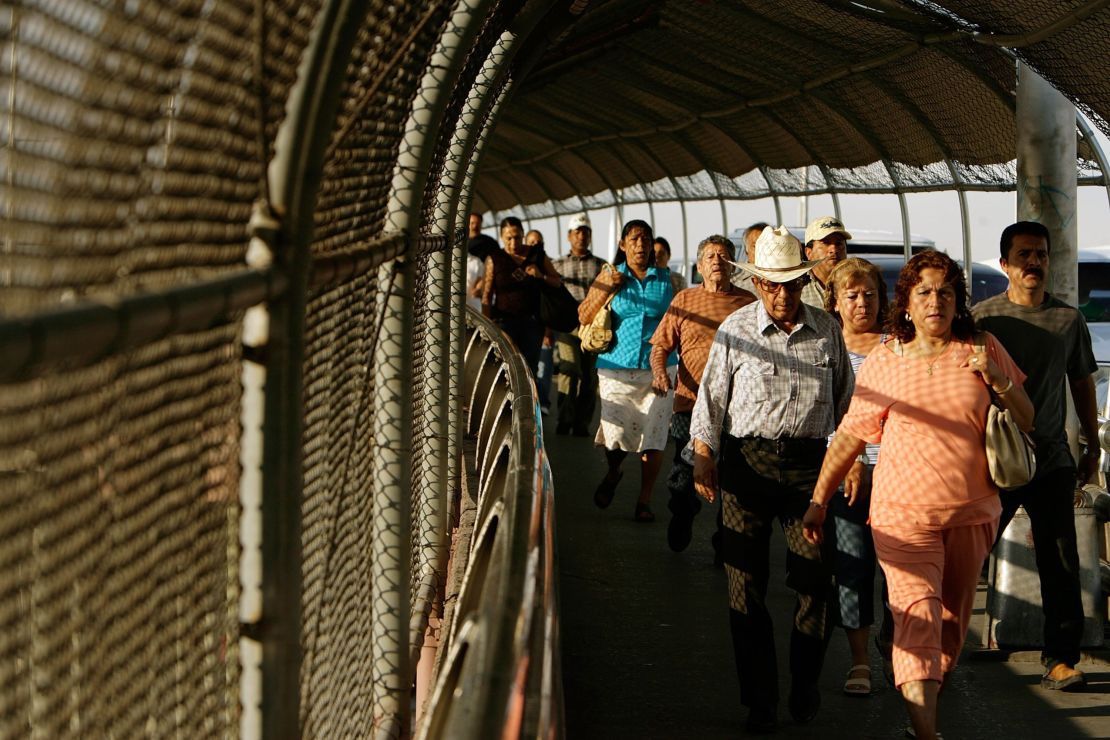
[
  {"left": 804, "top": 216, "right": 852, "bottom": 245},
  {"left": 567, "top": 213, "right": 592, "bottom": 231}
]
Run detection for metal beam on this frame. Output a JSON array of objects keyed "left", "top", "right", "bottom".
[
  {"left": 407, "top": 0, "right": 498, "bottom": 728},
  {"left": 489, "top": 118, "right": 622, "bottom": 209},
  {"left": 1076, "top": 112, "right": 1110, "bottom": 212},
  {"left": 256, "top": 0, "right": 374, "bottom": 733}
]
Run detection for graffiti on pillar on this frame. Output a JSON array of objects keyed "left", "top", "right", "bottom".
[
  {"left": 1016, "top": 174, "right": 1075, "bottom": 230},
  {"left": 1017, "top": 173, "right": 1078, "bottom": 304}
]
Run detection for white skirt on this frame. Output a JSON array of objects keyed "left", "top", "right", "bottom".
[{"left": 595, "top": 367, "right": 675, "bottom": 453}]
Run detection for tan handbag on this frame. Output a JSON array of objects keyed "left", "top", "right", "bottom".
[
  {"left": 976, "top": 334, "right": 1036, "bottom": 489},
  {"left": 985, "top": 401, "right": 1036, "bottom": 489},
  {"left": 578, "top": 268, "right": 617, "bottom": 353}
]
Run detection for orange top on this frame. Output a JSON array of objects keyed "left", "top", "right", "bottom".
[
  {"left": 837, "top": 333, "right": 1026, "bottom": 530},
  {"left": 650, "top": 285, "right": 755, "bottom": 413}
]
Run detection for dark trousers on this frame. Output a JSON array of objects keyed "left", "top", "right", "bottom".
[
  {"left": 667, "top": 412, "right": 700, "bottom": 517},
  {"left": 826, "top": 477, "right": 876, "bottom": 630},
  {"left": 718, "top": 435, "right": 832, "bottom": 711},
  {"left": 996, "top": 467, "right": 1085, "bottom": 667},
  {"left": 499, "top": 315, "right": 544, "bottom": 378},
  {"left": 667, "top": 412, "right": 724, "bottom": 548},
  {"left": 555, "top": 331, "right": 597, "bottom": 431}
]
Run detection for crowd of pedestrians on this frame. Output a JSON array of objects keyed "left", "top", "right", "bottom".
[{"left": 467, "top": 210, "right": 1098, "bottom": 739}]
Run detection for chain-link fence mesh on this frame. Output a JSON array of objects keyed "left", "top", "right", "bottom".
[
  {"left": 298, "top": 272, "right": 380, "bottom": 737},
  {"left": 0, "top": 322, "right": 243, "bottom": 737},
  {"left": 0, "top": 0, "right": 313, "bottom": 317},
  {"left": 0, "top": 0, "right": 316, "bottom": 734}
]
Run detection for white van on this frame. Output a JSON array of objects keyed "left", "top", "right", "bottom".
[
  {"left": 671, "top": 227, "right": 935, "bottom": 284},
  {"left": 673, "top": 227, "right": 1006, "bottom": 304}
]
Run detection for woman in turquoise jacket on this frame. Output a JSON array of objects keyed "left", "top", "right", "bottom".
[{"left": 577, "top": 219, "right": 678, "bottom": 522}]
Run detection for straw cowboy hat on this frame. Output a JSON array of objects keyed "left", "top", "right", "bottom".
[{"left": 730, "top": 225, "right": 822, "bottom": 283}]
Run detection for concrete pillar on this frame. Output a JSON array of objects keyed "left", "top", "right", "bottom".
[
  {"left": 1013, "top": 63, "right": 1085, "bottom": 523},
  {"left": 1016, "top": 62, "right": 1078, "bottom": 306}
]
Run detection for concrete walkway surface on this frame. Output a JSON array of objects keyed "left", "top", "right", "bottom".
[{"left": 544, "top": 418, "right": 1109, "bottom": 739}]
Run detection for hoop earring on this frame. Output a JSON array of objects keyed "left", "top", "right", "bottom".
[{"left": 904, "top": 312, "right": 911, "bottom": 321}]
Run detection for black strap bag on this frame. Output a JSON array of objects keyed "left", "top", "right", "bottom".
[{"left": 539, "top": 281, "right": 580, "bottom": 332}]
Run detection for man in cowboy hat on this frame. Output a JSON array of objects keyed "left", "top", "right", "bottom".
[
  {"left": 800, "top": 216, "right": 852, "bottom": 309},
  {"left": 688, "top": 225, "right": 854, "bottom": 733}
]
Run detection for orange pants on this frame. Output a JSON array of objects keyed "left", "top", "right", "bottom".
[{"left": 872, "top": 521, "right": 997, "bottom": 687}]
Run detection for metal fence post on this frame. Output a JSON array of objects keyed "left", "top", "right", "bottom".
[
  {"left": 369, "top": 255, "right": 416, "bottom": 738},
  {"left": 253, "top": 0, "right": 372, "bottom": 735}
]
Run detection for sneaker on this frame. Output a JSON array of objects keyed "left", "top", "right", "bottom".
[
  {"left": 666, "top": 512, "right": 694, "bottom": 552},
  {"left": 1041, "top": 663, "right": 1086, "bottom": 691}
]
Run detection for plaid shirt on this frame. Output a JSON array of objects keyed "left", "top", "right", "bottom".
[
  {"left": 689, "top": 299, "right": 853, "bottom": 454},
  {"left": 553, "top": 250, "right": 607, "bottom": 302},
  {"left": 800, "top": 276, "right": 828, "bottom": 310}
]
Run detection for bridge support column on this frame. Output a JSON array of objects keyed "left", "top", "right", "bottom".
[
  {"left": 1016, "top": 62, "right": 1077, "bottom": 305},
  {"left": 1016, "top": 62, "right": 1081, "bottom": 459}
]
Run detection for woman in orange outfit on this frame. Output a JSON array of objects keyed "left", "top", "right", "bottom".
[{"left": 802, "top": 251, "right": 1033, "bottom": 740}]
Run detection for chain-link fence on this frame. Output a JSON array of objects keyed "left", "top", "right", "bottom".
[{"left": 0, "top": 0, "right": 562, "bottom": 737}]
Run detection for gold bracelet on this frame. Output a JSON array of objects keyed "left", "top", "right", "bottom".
[{"left": 992, "top": 377, "right": 1014, "bottom": 395}]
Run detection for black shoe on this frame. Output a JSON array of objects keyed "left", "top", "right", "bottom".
[
  {"left": 593, "top": 471, "right": 622, "bottom": 509},
  {"left": 667, "top": 512, "right": 694, "bottom": 552},
  {"left": 711, "top": 529, "right": 724, "bottom": 567},
  {"left": 788, "top": 683, "right": 820, "bottom": 724},
  {"left": 572, "top": 425, "right": 590, "bottom": 437},
  {"left": 555, "top": 423, "right": 570, "bottom": 435},
  {"left": 745, "top": 706, "right": 777, "bottom": 734}
]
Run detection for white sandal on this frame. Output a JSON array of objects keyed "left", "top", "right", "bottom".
[{"left": 843, "top": 664, "right": 872, "bottom": 696}]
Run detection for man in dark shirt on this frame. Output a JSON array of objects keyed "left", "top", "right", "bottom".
[
  {"left": 467, "top": 212, "right": 498, "bottom": 261},
  {"left": 973, "top": 221, "right": 1097, "bottom": 691}
]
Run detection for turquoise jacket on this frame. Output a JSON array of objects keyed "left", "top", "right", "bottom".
[{"left": 596, "top": 262, "right": 677, "bottom": 370}]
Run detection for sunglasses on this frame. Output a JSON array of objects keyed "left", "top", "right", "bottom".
[{"left": 756, "top": 275, "right": 810, "bottom": 294}]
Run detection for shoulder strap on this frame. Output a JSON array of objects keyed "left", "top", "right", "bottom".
[{"left": 602, "top": 266, "right": 618, "bottom": 308}]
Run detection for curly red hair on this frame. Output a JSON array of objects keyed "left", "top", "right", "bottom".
[{"left": 886, "top": 250, "right": 974, "bottom": 342}]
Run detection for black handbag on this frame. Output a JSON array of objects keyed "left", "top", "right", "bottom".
[{"left": 539, "top": 282, "right": 580, "bottom": 332}]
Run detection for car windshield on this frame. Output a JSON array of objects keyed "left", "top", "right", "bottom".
[
  {"left": 864, "top": 257, "right": 1005, "bottom": 305},
  {"left": 1078, "top": 263, "right": 1110, "bottom": 323}
]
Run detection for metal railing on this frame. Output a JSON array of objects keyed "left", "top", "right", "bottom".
[{"left": 417, "top": 310, "right": 564, "bottom": 740}]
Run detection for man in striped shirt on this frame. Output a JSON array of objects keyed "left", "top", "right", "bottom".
[
  {"left": 689, "top": 226, "right": 854, "bottom": 734},
  {"left": 552, "top": 213, "right": 608, "bottom": 436}
]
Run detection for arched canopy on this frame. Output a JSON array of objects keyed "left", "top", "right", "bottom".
[{"left": 474, "top": 0, "right": 1110, "bottom": 216}]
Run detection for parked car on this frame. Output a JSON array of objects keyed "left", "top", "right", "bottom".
[
  {"left": 729, "top": 226, "right": 936, "bottom": 257},
  {"left": 675, "top": 227, "right": 938, "bottom": 285},
  {"left": 1077, "top": 248, "right": 1110, "bottom": 470}
]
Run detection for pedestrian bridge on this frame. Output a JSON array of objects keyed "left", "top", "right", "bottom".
[{"left": 2, "top": 2, "right": 1110, "bottom": 738}]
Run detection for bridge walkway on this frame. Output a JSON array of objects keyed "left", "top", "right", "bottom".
[{"left": 542, "top": 415, "right": 1109, "bottom": 739}]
